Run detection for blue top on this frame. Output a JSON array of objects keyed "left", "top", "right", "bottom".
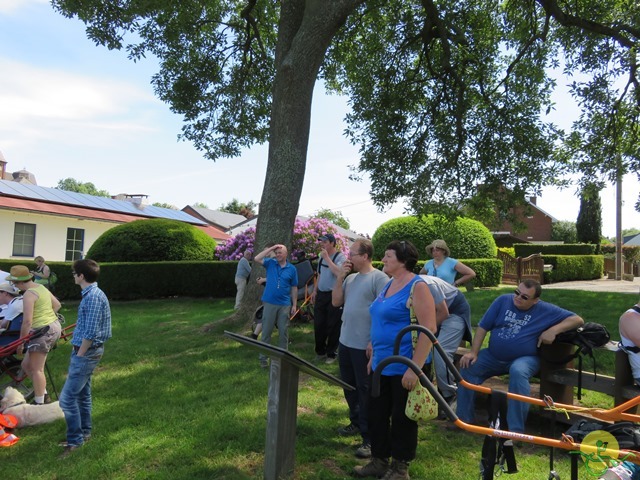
[
  {"left": 479, "top": 294, "right": 576, "bottom": 362},
  {"left": 72, "top": 283, "right": 112, "bottom": 347},
  {"left": 423, "top": 257, "right": 458, "bottom": 284},
  {"left": 370, "top": 275, "right": 425, "bottom": 376},
  {"left": 261, "top": 257, "right": 298, "bottom": 306}
]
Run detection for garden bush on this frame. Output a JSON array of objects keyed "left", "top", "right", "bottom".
[
  {"left": 371, "top": 215, "right": 496, "bottom": 260},
  {"left": 87, "top": 219, "right": 217, "bottom": 262},
  {"left": 514, "top": 243, "right": 598, "bottom": 257},
  {"left": 601, "top": 244, "right": 640, "bottom": 263},
  {"left": 215, "top": 217, "right": 348, "bottom": 260},
  {"left": 543, "top": 255, "right": 604, "bottom": 282}
]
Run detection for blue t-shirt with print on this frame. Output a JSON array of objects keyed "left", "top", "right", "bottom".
[
  {"left": 261, "top": 257, "right": 298, "bottom": 306},
  {"left": 480, "top": 294, "right": 576, "bottom": 362}
]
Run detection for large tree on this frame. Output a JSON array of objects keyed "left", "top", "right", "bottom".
[
  {"left": 576, "top": 182, "right": 603, "bottom": 244},
  {"left": 56, "top": 177, "right": 110, "bottom": 197},
  {"left": 53, "top": 0, "right": 639, "bottom": 313}
]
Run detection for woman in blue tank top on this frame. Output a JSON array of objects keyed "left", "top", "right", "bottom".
[{"left": 354, "top": 240, "right": 437, "bottom": 479}]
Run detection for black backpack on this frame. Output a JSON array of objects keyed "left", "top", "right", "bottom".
[
  {"left": 566, "top": 420, "right": 640, "bottom": 451},
  {"left": 545, "top": 322, "right": 611, "bottom": 399}
]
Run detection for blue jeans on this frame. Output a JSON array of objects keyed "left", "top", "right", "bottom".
[
  {"left": 434, "top": 314, "right": 467, "bottom": 398},
  {"left": 456, "top": 349, "right": 540, "bottom": 433},
  {"left": 338, "top": 343, "right": 371, "bottom": 443},
  {"left": 59, "top": 347, "right": 104, "bottom": 446}
]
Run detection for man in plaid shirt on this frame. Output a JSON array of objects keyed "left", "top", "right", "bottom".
[{"left": 59, "top": 259, "right": 112, "bottom": 458}]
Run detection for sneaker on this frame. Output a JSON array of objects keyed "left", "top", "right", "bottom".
[
  {"left": 355, "top": 442, "right": 372, "bottom": 459},
  {"left": 437, "top": 395, "right": 456, "bottom": 420},
  {"left": 58, "top": 434, "right": 90, "bottom": 447},
  {"left": 59, "top": 444, "right": 81, "bottom": 459},
  {"left": 314, "top": 354, "right": 327, "bottom": 363},
  {"left": 354, "top": 457, "right": 389, "bottom": 478},
  {"left": 338, "top": 423, "right": 360, "bottom": 436},
  {"left": 325, "top": 356, "right": 336, "bottom": 365},
  {"left": 381, "top": 459, "right": 410, "bottom": 480}
]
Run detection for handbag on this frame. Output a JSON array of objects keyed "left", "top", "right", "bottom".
[
  {"left": 405, "top": 382, "right": 438, "bottom": 421},
  {"left": 404, "top": 280, "right": 437, "bottom": 422}
]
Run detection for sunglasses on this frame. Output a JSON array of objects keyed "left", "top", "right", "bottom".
[{"left": 513, "top": 289, "right": 531, "bottom": 301}]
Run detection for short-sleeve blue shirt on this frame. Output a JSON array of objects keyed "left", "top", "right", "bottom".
[
  {"left": 480, "top": 294, "right": 576, "bottom": 361},
  {"left": 261, "top": 257, "right": 298, "bottom": 306}
]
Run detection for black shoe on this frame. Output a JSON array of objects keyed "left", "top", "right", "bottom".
[{"left": 338, "top": 423, "right": 360, "bottom": 436}]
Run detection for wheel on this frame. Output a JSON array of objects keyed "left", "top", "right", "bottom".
[{"left": 0, "top": 359, "right": 34, "bottom": 401}]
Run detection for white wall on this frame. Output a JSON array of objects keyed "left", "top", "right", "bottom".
[{"left": 0, "top": 209, "right": 120, "bottom": 262}]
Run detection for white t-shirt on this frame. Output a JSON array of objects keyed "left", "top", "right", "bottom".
[{"left": 0, "top": 296, "right": 23, "bottom": 321}]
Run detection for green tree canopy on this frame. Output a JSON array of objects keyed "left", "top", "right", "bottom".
[
  {"left": 576, "top": 183, "right": 603, "bottom": 245},
  {"left": 53, "top": 0, "right": 639, "bottom": 312},
  {"left": 56, "top": 177, "right": 110, "bottom": 197},
  {"left": 551, "top": 220, "right": 578, "bottom": 243},
  {"left": 313, "top": 208, "right": 350, "bottom": 230},
  {"left": 152, "top": 202, "right": 178, "bottom": 209},
  {"left": 219, "top": 198, "right": 258, "bottom": 218}
]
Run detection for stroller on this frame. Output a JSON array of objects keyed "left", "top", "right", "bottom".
[{"left": 0, "top": 314, "right": 75, "bottom": 402}]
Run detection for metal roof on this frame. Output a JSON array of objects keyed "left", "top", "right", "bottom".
[{"left": 0, "top": 179, "right": 206, "bottom": 225}]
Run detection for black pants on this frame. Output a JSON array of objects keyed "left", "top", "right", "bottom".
[{"left": 313, "top": 290, "right": 342, "bottom": 357}]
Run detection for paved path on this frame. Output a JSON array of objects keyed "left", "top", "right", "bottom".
[{"left": 542, "top": 276, "right": 640, "bottom": 294}]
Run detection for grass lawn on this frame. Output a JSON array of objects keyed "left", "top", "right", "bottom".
[{"left": 2, "top": 287, "right": 637, "bottom": 479}]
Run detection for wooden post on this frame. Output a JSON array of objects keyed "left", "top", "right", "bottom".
[
  {"left": 539, "top": 343, "right": 574, "bottom": 405},
  {"left": 264, "top": 358, "right": 299, "bottom": 480}
]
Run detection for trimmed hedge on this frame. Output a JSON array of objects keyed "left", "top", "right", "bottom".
[
  {"left": 601, "top": 244, "right": 640, "bottom": 263},
  {"left": 0, "top": 261, "right": 236, "bottom": 301},
  {"left": 542, "top": 255, "right": 604, "bottom": 283},
  {"left": 372, "top": 215, "right": 496, "bottom": 260},
  {"left": 372, "top": 258, "right": 502, "bottom": 288},
  {"left": 514, "top": 243, "right": 598, "bottom": 257}
]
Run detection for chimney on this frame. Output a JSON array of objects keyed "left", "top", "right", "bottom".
[{"left": 113, "top": 193, "right": 149, "bottom": 209}]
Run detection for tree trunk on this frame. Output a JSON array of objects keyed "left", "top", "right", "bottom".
[{"left": 236, "top": 0, "right": 362, "bottom": 320}]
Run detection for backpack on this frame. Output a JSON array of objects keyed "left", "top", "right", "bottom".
[
  {"left": 544, "top": 322, "right": 611, "bottom": 399},
  {"left": 566, "top": 420, "right": 640, "bottom": 451}
]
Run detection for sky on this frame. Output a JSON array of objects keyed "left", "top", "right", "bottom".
[{"left": 1, "top": 1, "right": 638, "bottom": 239}]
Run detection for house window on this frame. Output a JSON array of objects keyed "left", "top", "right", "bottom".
[
  {"left": 65, "top": 228, "right": 85, "bottom": 261},
  {"left": 12, "top": 223, "right": 36, "bottom": 257}
]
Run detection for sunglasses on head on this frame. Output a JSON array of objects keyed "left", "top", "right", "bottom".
[{"left": 514, "top": 289, "right": 531, "bottom": 301}]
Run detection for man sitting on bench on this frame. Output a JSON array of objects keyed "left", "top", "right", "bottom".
[{"left": 456, "top": 279, "right": 583, "bottom": 433}]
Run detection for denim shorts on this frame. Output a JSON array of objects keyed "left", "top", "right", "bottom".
[{"left": 26, "top": 320, "right": 62, "bottom": 353}]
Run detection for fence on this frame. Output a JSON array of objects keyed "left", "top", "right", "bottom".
[{"left": 498, "top": 251, "right": 544, "bottom": 285}]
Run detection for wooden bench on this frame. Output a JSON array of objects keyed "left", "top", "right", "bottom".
[{"left": 454, "top": 342, "right": 640, "bottom": 421}]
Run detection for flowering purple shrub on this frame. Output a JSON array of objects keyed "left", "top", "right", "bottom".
[
  {"left": 215, "top": 226, "right": 256, "bottom": 260},
  {"left": 214, "top": 218, "right": 347, "bottom": 260}
]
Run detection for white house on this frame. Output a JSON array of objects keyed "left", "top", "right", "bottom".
[{"left": 0, "top": 179, "right": 228, "bottom": 262}]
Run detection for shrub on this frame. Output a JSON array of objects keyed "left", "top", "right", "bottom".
[
  {"left": 601, "top": 244, "right": 640, "bottom": 263},
  {"left": 498, "top": 247, "right": 515, "bottom": 257},
  {"left": 543, "top": 255, "right": 604, "bottom": 282},
  {"left": 87, "top": 219, "right": 217, "bottom": 262},
  {"left": 371, "top": 215, "right": 496, "bottom": 260},
  {"left": 514, "top": 243, "right": 598, "bottom": 257},
  {"left": 215, "top": 217, "right": 347, "bottom": 260}
]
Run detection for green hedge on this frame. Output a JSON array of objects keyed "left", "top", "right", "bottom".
[
  {"left": 514, "top": 243, "right": 598, "bottom": 256},
  {"left": 0, "top": 261, "right": 237, "bottom": 301},
  {"left": 372, "top": 258, "right": 502, "bottom": 287},
  {"left": 542, "top": 255, "right": 604, "bottom": 283}
]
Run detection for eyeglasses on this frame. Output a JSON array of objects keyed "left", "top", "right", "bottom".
[{"left": 514, "top": 289, "right": 531, "bottom": 301}]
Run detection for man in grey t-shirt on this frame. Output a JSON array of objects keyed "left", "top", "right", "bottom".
[{"left": 333, "top": 239, "right": 389, "bottom": 459}]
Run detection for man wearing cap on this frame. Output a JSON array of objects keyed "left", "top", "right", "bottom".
[
  {"left": 313, "top": 233, "right": 346, "bottom": 364},
  {"left": 0, "top": 282, "right": 23, "bottom": 335},
  {"left": 254, "top": 244, "right": 298, "bottom": 368}
]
